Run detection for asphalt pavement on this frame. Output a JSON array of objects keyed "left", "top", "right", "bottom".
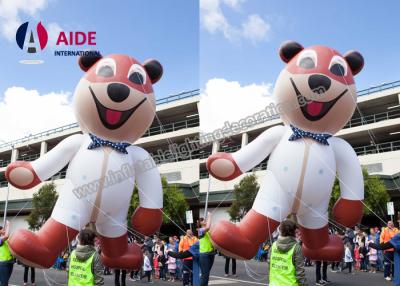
[{"left": 8, "top": 256, "right": 390, "bottom": 285}]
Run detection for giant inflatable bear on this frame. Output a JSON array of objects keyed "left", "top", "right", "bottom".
[
  {"left": 207, "top": 41, "right": 365, "bottom": 261},
  {"left": 6, "top": 53, "right": 163, "bottom": 268}
]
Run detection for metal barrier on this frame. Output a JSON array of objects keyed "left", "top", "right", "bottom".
[
  {"left": 143, "top": 117, "right": 199, "bottom": 137},
  {"left": 220, "top": 145, "right": 241, "bottom": 153},
  {"left": 357, "top": 80, "right": 400, "bottom": 96},
  {"left": 0, "top": 160, "right": 10, "bottom": 168},
  {"left": 156, "top": 89, "right": 199, "bottom": 104},
  {"left": 354, "top": 140, "right": 400, "bottom": 156},
  {"left": 200, "top": 172, "right": 209, "bottom": 179},
  {"left": 50, "top": 170, "right": 67, "bottom": 180},
  {"left": 344, "top": 108, "right": 400, "bottom": 129},
  {"left": 18, "top": 153, "right": 40, "bottom": 162}
]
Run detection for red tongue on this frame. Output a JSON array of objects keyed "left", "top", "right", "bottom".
[
  {"left": 306, "top": 101, "right": 323, "bottom": 116},
  {"left": 105, "top": 109, "right": 122, "bottom": 125}
]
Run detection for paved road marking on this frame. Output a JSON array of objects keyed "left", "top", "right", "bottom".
[
  {"left": 210, "top": 275, "right": 268, "bottom": 285},
  {"left": 209, "top": 279, "right": 239, "bottom": 285}
]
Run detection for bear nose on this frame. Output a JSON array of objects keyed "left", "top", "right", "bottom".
[
  {"left": 107, "top": 83, "right": 130, "bottom": 102},
  {"left": 308, "top": 74, "right": 331, "bottom": 94}
]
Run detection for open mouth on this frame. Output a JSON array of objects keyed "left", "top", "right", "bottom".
[
  {"left": 89, "top": 86, "right": 147, "bottom": 130},
  {"left": 290, "top": 78, "right": 347, "bottom": 121}
]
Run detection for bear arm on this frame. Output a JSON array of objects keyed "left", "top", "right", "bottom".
[
  {"left": 330, "top": 137, "right": 364, "bottom": 200},
  {"left": 31, "top": 134, "right": 84, "bottom": 181},
  {"left": 130, "top": 146, "right": 163, "bottom": 209},
  {"left": 232, "top": 125, "right": 286, "bottom": 173}
]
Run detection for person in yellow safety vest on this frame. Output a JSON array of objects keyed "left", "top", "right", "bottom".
[
  {"left": 67, "top": 228, "right": 104, "bottom": 286},
  {"left": 0, "top": 220, "right": 14, "bottom": 286},
  {"left": 199, "top": 212, "right": 215, "bottom": 286},
  {"left": 269, "top": 220, "right": 307, "bottom": 286}
]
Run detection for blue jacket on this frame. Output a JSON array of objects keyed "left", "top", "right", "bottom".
[{"left": 390, "top": 234, "right": 400, "bottom": 286}]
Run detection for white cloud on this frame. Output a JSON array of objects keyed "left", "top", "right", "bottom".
[
  {"left": 0, "top": 0, "right": 48, "bottom": 41},
  {"left": 242, "top": 14, "right": 270, "bottom": 43},
  {"left": 47, "top": 22, "right": 63, "bottom": 47},
  {"left": 0, "top": 87, "right": 75, "bottom": 142},
  {"left": 199, "top": 78, "right": 274, "bottom": 133},
  {"left": 200, "top": 0, "right": 270, "bottom": 44}
]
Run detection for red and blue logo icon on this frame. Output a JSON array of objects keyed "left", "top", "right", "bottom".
[{"left": 16, "top": 21, "right": 48, "bottom": 53}]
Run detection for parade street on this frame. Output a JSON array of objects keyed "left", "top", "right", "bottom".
[{"left": 8, "top": 256, "right": 387, "bottom": 285}]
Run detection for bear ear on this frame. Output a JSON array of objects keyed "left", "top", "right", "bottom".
[
  {"left": 344, "top": 50, "right": 364, "bottom": 76},
  {"left": 279, "top": 41, "right": 304, "bottom": 63},
  {"left": 143, "top": 59, "right": 163, "bottom": 84},
  {"left": 78, "top": 52, "right": 102, "bottom": 72}
]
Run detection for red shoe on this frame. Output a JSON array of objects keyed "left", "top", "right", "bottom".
[
  {"left": 100, "top": 234, "right": 143, "bottom": 269},
  {"left": 131, "top": 207, "right": 162, "bottom": 236},
  {"left": 101, "top": 243, "right": 143, "bottom": 269},
  {"left": 8, "top": 219, "right": 78, "bottom": 268},
  {"left": 211, "top": 220, "right": 257, "bottom": 260},
  {"left": 302, "top": 234, "right": 344, "bottom": 261},
  {"left": 210, "top": 210, "right": 279, "bottom": 260}
]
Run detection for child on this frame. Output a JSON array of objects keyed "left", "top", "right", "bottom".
[
  {"left": 153, "top": 252, "right": 160, "bottom": 279},
  {"left": 367, "top": 246, "right": 378, "bottom": 273},
  {"left": 166, "top": 250, "right": 177, "bottom": 282},
  {"left": 142, "top": 251, "right": 153, "bottom": 283},
  {"left": 354, "top": 243, "right": 361, "bottom": 270},
  {"left": 157, "top": 250, "right": 167, "bottom": 281},
  {"left": 342, "top": 242, "right": 354, "bottom": 274},
  {"left": 359, "top": 242, "right": 368, "bottom": 272}
]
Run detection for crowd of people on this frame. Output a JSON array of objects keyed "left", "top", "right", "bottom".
[
  {"left": 1, "top": 216, "right": 400, "bottom": 286},
  {"left": 0, "top": 218, "right": 203, "bottom": 286},
  {"left": 262, "top": 219, "right": 400, "bottom": 286}
]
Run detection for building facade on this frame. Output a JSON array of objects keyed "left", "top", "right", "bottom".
[{"left": 1, "top": 82, "right": 400, "bottom": 232}]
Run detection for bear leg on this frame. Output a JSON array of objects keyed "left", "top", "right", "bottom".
[
  {"left": 8, "top": 218, "right": 78, "bottom": 268},
  {"left": 100, "top": 233, "right": 143, "bottom": 269},
  {"left": 300, "top": 225, "right": 344, "bottom": 261},
  {"left": 210, "top": 209, "right": 279, "bottom": 260}
]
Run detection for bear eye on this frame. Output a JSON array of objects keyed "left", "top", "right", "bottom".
[
  {"left": 296, "top": 50, "right": 317, "bottom": 69},
  {"left": 299, "top": 57, "right": 315, "bottom": 69},
  {"left": 329, "top": 55, "right": 347, "bottom": 76},
  {"left": 95, "top": 58, "right": 116, "bottom": 77},
  {"left": 128, "top": 64, "right": 146, "bottom": 85}
]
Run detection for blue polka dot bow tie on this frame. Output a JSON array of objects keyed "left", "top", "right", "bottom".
[
  {"left": 88, "top": 133, "right": 131, "bottom": 154},
  {"left": 288, "top": 125, "right": 332, "bottom": 145}
]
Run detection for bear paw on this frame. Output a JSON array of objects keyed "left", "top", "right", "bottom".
[{"left": 5, "top": 161, "right": 41, "bottom": 190}]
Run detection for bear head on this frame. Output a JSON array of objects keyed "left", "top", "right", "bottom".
[
  {"left": 73, "top": 53, "right": 163, "bottom": 142},
  {"left": 274, "top": 41, "right": 364, "bottom": 134}
]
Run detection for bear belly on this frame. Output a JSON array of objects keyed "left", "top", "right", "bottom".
[
  {"left": 268, "top": 135, "right": 336, "bottom": 213},
  {"left": 59, "top": 143, "right": 136, "bottom": 219}
]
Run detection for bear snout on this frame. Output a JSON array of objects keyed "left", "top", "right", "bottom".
[
  {"left": 308, "top": 74, "right": 331, "bottom": 94},
  {"left": 107, "top": 83, "right": 130, "bottom": 102}
]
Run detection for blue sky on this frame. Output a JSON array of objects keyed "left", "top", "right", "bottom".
[
  {"left": 0, "top": 0, "right": 199, "bottom": 98},
  {"left": 1, "top": 0, "right": 400, "bottom": 140},
  {"left": 200, "top": 0, "right": 400, "bottom": 90},
  {"left": 0, "top": 0, "right": 198, "bottom": 141}
]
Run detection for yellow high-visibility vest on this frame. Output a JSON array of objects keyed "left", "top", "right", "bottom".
[{"left": 68, "top": 250, "right": 95, "bottom": 286}]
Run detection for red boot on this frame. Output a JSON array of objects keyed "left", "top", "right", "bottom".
[
  {"left": 300, "top": 225, "right": 344, "bottom": 261},
  {"left": 210, "top": 210, "right": 279, "bottom": 260},
  {"left": 100, "top": 233, "right": 143, "bottom": 269},
  {"left": 8, "top": 218, "right": 78, "bottom": 268},
  {"left": 131, "top": 207, "right": 162, "bottom": 236}
]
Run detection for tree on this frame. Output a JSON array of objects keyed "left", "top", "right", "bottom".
[
  {"left": 127, "top": 177, "right": 189, "bottom": 229},
  {"left": 228, "top": 174, "right": 259, "bottom": 222},
  {"left": 26, "top": 183, "right": 58, "bottom": 231},
  {"left": 329, "top": 168, "right": 390, "bottom": 219}
]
